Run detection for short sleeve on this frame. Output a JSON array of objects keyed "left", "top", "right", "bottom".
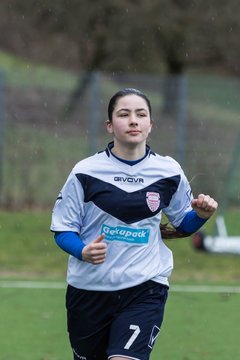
[
  {"left": 50, "top": 171, "right": 84, "bottom": 233},
  {"left": 163, "top": 169, "right": 193, "bottom": 228}
]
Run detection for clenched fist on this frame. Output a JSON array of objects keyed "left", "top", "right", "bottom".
[
  {"left": 191, "top": 194, "right": 218, "bottom": 219},
  {"left": 82, "top": 234, "right": 107, "bottom": 265}
]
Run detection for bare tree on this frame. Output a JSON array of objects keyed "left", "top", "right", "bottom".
[{"left": 1, "top": 0, "right": 240, "bottom": 116}]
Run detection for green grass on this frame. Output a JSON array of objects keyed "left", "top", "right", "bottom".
[
  {"left": 152, "top": 290, "right": 240, "bottom": 360},
  {"left": 3, "top": 123, "right": 89, "bottom": 207},
  {"left": 0, "top": 287, "right": 71, "bottom": 360},
  {"left": 0, "top": 50, "right": 77, "bottom": 89},
  {"left": 0, "top": 210, "right": 67, "bottom": 278},
  {"left": 188, "top": 75, "right": 240, "bottom": 125}
]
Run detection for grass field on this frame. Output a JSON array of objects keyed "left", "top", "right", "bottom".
[{"left": 0, "top": 209, "right": 240, "bottom": 359}]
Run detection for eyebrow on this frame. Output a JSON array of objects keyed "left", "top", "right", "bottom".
[{"left": 116, "top": 108, "right": 148, "bottom": 113}]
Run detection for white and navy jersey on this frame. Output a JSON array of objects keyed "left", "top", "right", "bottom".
[{"left": 51, "top": 143, "right": 193, "bottom": 291}]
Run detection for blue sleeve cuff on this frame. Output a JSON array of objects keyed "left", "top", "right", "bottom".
[
  {"left": 177, "top": 210, "right": 208, "bottom": 234},
  {"left": 54, "top": 231, "right": 85, "bottom": 260}
]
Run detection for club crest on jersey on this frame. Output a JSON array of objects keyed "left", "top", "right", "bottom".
[{"left": 146, "top": 192, "right": 160, "bottom": 212}]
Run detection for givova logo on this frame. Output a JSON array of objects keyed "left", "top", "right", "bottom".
[{"left": 101, "top": 224, "right": 149, "bottom": 244}]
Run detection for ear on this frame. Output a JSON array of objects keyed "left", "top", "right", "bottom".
[
  {"left": 148, "top": 122, "right": 153, "bottom": 134},
  {"left": 106, "top": 119, "right": 113, "bottom": 134}
]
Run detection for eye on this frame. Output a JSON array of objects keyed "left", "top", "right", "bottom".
[
  {"left": 138, "top": 113, "right": 147, "bottom": 117},
  {"left": 119, "top": 113, "right": 128, "bottom": 117}
]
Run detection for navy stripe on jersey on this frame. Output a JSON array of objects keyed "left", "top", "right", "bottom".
[{"left": 76, "top": 174, "right": 180, "bottom": 224}]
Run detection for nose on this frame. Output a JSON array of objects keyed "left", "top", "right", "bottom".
[{"left": 129, "top": 113, "right": 138, "bottom": 125}]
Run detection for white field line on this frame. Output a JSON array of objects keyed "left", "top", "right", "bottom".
[
  {"left": 171, "top": 285, "right": 240, "bottom": 294},
  {"left": 0, "top": 281, "right": 240, "bottom": 293},
  {"left": 0, "top": 280, "right": 66, "bottom": 289}
]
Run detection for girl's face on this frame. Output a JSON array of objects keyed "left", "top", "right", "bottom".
[{"left": 106, "top": 94, "right": 152, "bottom": 148}]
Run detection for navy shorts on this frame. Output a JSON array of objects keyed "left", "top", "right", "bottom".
[{"left": 66, "top": 280, "right": 168, "bottom": 360}]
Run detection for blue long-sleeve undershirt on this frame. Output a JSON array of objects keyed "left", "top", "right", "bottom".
[
  {"left": 54, "top": 210, "right": 207, "bottom": 260},
  {"left": 177, "top": 209, "right": 208, "bottom": 234},
  {"left": 54, "top": 232, "right": 85, "bottom": 260}
]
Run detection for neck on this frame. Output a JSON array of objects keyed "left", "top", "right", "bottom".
[{"left": 111, "top": 142, "right": 146, "bottom": 160}]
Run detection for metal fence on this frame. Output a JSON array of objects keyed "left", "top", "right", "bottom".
[{"left": 0, "top": 70, "right": 239, "bottom": 210}]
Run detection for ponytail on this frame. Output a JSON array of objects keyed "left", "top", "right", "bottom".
[{"left": 160, "top": 223, "right": 190, "bottom": 239}]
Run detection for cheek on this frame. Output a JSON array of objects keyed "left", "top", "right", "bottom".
[
  {"left": 143, "top": 123, "right": 152, "bottom": 134},
  {"left": 110, "top": 123, "right": 125, "bottom": 134}
]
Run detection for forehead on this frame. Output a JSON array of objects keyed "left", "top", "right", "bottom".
[{"left": 114, "top": 94, "right": 149, "bottom": 111}]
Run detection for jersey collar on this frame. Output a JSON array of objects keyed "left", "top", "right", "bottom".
[{"left": 105, "top": 141, "right": 154, "bottom": 160}]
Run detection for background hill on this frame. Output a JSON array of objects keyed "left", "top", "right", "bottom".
[{"left": 0, "top": 50, "right": 239, "bottom": 211}]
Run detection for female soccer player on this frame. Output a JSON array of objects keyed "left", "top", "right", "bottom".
[{"left": 50, "top": 88, "right": 218, "bottom": 360}]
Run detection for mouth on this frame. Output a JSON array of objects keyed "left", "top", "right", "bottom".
[{"left": 127, "top": 130, "right": 141, "bottom": 135}]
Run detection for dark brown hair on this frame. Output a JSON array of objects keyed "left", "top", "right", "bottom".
[
  {"left": 108, "top": 88, "right": 152, "bottom": 122},
  {"left": 160, "top": 222, "right": 189, "bottom": 239}
]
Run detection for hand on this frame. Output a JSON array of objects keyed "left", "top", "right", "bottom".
[
  {"left": 82, "top": 234, "right": 107, "bottom": 265},
  {"left": 191, "top": 194, "right": 218, "bottom": 219}
]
